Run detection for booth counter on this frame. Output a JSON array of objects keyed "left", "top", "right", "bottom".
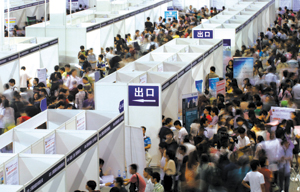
[
  {"left": 0, "top": 37, "right": 59, "bottom": 93},
  {"left": 26, "top": 0, "right": 173, "bottom": 63}
]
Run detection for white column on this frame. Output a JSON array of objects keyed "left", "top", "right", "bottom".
[
  {"left": 49, "top": 0, "right": 67, "bottom": 26},
  {"left": 0, "top": 0, "right": 4, "bottom": 51}
]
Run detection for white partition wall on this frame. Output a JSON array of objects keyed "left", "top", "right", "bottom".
[
  {"left": 193, "top": 0, "right": 275, "bottom": 55},
  {"left": 0, "top": 37, "right": 59, "bottom": 93},
  {"left": 26, "top": 0, "right": 173, "bottom": 63}
]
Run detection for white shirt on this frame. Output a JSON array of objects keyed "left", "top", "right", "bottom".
[
  {"left": 264, "top": 73, "right": 277, "bottom": 85},
  {"left": 183, "top": 142, "right": 196, "bottom": 155},
  {"left": 66, "top": 75, "right": 82, "bottom": 90},
  {"left": 2, "top": 89, "right": 13, "bottom": 101},
  {"left": 106, "top": 52, "right": 114, "bottom": 61},
  {"left": 235, "top": 135, "right": 250, "bottom": 149},
  {"left": 160, "top": 156, "right": 166, "bottom": 180},
  {"left": 20, "top": 70, "right": 30, "bottom": 88},
  {"left": 265, "top": 31, "right": 273, "bottom": 39},
  {"left": 177, "top": 127, "right": 188, "bottom": 144},
  {"left": 145, "top": 178, "right": 154, "bottom": 192},
  {"left": 243, "top": 171, "right": 265, "bottom": 192}
]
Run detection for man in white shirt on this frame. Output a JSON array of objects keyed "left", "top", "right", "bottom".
[
  {"left": 2, "top": 84, "right": 13, "bottom": 102},
  {"left": 157, "top": 16, "right": 163, "bottom": 25},
  {"left": 265, "top": 28, "right": 273, "bottom": 39},
  {"left": 242, "top": 160, "right": 265, "bottom": 192},
  {"left": 9, "top": 78, "right": 18, "bottom": 92},
  {"left": 19, "top": 66, "right": 31, "bottom": 92},
  {"left": 174, "top": 120, "right": 188, "bottom": 144},
  {"left": 186, "top": 5, "right": 193, "bottom": 14},
  {"left": 264, "top": 67, "right": 277, "bottom": 85},
  {"left": 105, "top": 47, "right": 114, "bottom": 63},
  {"left": 143, "top": 167, "right": 154, "bottom": 192},
  {"left": 236, "top": 127, "right": 251, "bottom": 151}
]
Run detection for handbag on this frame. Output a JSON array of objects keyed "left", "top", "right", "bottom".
[{"left": 129, "top": 174, "right": 139, "bottom": 192}]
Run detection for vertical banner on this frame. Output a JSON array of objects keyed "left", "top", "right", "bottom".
[
  {"left": 216, "top": 80, "right": 226, "bottom": 96},
  {"left": 139, "top": 74, "right": 147, "bottom": 84},
  {"left": 223, "top": 39, "right": 232, "bottom": 78},
  {"left": 119, "top": 100, "right": 124, "bottom": 113},
  {"left": 45, "top": 133, "right": 56, "bottom": 154},
  {"left": 37, "top": 68, "right": 47, "bottom": 86},
  {"left": 195, "top": 80, "right": 203, "bottom": 94},
  {"left": 270, "top": 107, "right": 295, "bottom": 122},
  {"left": 209, "top": 78, "right": 219, "bottom": 98},
  {"left": 164, "top": 11, "right": 178, "bottom": 20},
  {"left": 233, "top": 57, "right": 254, "bottom": 85},
  {"left": 5, "top": 157, "right": 19, "bottom": 185},
  {"left": 182, "top": 93, "right": 198, "bottom": 133},
  {"left": 76, "top": 112, "right": 86, "bottom": 130}
]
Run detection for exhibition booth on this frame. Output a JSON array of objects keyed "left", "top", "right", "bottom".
[
  {"left": 193, "top": 0, "right": 275, "bottom": 55},
  {"left": 26, "top": 0, "right": 172, "bottom": 63},
  {"left": 0, "top": 110, "right": 145, "bottom": 192},
  {"left": 0, "top": 153, "right": 66, "bottom": 191},
  {"left": 95, "top": 38, "right": 223, "bottom": 165},
  {"left": 4, "top": 0, "right": 49, "bottom": 28},
  {"left": 0, "top": 37, "right": 59, "bottom": 93}
]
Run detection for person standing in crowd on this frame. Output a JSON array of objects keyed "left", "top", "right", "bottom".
[
  {"left": 85, "top": 180, "right": 100, "bottom": 192},
  {"left": 163, "top": 149, "right": 176, "bottom": 192},
  {"left": 143, "top": 167, "right": 154, "bottom": 192},
  {"left": 174, "top": 120, "right": 188, "bottom": 144},
  {"left": 75, "top": 84, "right": 86, "bottom": 109},
  {"left": 145, "top": 17, "right": 153, "bottom": 31},
  {"left": 0, "top": 99, "right": 14, "bottom": 134},
  {"left": 82, "top": 92, "right": 95, "bottom": 110},
  {"left": 124, "top": 164, "right": 146, "bottom": 192},
  {"left": 151, "top": 172, "right": 164, "bottom": 192},
  {"left": 96, "top": 54, "right": 106, "bottom": 78},
  {"left": 158, "top": 117, "right": 173, "bottom": 143},
  {"left": 9, "top": 79, "right": 17, "bottom": 92},
  {"left": 242, "top": 160, "right": 265, "bottom": 192},
  {"left": 205, "top": 66, "right": 219, "bottom": 91},
  {"left": 19, "top": 66, "right": 31, "bottom": 92},
  {"left": 3, "top": 84, "right": 13, "bottom": 102},
  {"left": 87, "top": 48, "right": 97, "bottom": 70},
  {"left": 66, "top": 69, "right": 82, "bottom": 90},
  {"left": 142, "top": 126, "right": 152, "bottom": 167}
]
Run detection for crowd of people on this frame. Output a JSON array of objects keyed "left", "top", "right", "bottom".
[{"left": 2, "top": 3, "right": 300, "bottom": 192}]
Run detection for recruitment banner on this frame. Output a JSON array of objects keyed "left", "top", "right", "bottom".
[
  {"left": 5, "top": 157, "right": 19, "bottom": 185},
  {"left": 139, "top": 74, "right": 147, "bottom": 84},
  {"left": 37, "top": 68, "right": 47, "bottom": 86},
  {"left": 45, "top": 133, "right": 56, "bottom": 154},
  {"left": 233, "top": 57, "right": 254, "bottom": 85},
  {"left": 270, "top": 107, "right": 295, "bottom": 122},
  {"left": 209, "top": 77, "right": 219, "bottom": 98},
  {"left": 182, "top": 92, "right": 198, "bottom": 133},
  {"left": 5, "top": 17, "right": 17, "bottom": 31},
  {"left": 195, "top": 80, "right": 203, "bottom": 94}
]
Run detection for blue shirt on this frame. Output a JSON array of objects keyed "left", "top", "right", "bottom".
[{"left": 144, "top": 136, "right": 151, "bottom": 150}]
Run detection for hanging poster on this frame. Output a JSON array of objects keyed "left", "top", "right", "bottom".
[
  {"left": 45, "top": 133, "right": 56, "bottom": 154},
  {"left": 157, "top": 64, "right": 164, "bottom": 72},
  {"left": 139, "top": 74, "right": 147, "bottom": 84},
  {"left": 164, "top": 11, "right": 178, "bottom": 20},
  {"left": 195, "top": 80, "right": 203, "bottom": 94},
  {"left": 182, "top": 92, "right": 198, "bottom": 133},
  {"left": 37, "top": 68, "right": 47, "bottom": 86},
  {"left": 209, "top": 77, "right": 219, "bottom": 98},
  {"left": 76, "top": 112, "right": 86, "bottom": 130},
  {"left": 5, "top": 157, "right": 19, "bottom": 185},
  {"left": 0, "top": 168, "right": 3, "bottom": 184},
  {"left": 233, "top": 57, "right": 254, "bottom": 85}
]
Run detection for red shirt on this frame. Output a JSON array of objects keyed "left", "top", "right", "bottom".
[
  {"left": 259, "top": 167, "right": 272, "bottom": 192},
  {"left": 278, "top": 17, "right": 282, "bottom": 26},
  {"left": 18, "top": 116, "right": 31, "bottom": 124},
  {"left": 129, "top": 173, "right": 146, "bottom": 192}
]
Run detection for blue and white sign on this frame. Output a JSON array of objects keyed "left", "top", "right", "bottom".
[
  {"left": 193, "top": 30, "right": 213, "bottom": 39},
  {"left": 164, "top": 11, "right": 178, "bottom": 20},
  {"left": 119, "top": 100, "right": 124, "bottom": 113},
  {"left": 195, "top": 80, "right": 203, "bottom": 94},
  {"left": 129, "top": 86, "right": 159, "bottom": 107}
]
